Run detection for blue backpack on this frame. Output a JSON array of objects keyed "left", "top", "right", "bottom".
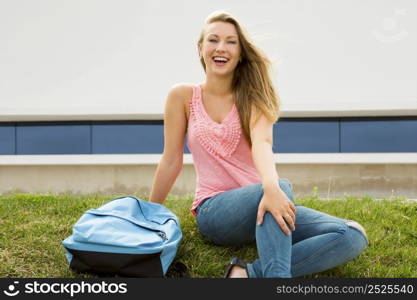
[{"left": 62, "top": 196, "right": 184, "bottom": 277}]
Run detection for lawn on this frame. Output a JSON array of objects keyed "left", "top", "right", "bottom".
[{"left": 0, "top": 192, "right": 416, "bottom": 278}]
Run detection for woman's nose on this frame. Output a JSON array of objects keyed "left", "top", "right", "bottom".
[{"left": 215, "top": 41, "right": 227, "bottom": 51}]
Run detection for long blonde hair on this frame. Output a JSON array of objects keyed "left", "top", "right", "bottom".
[{"left": 197, "top": 11, "right": 280, "bottom": 148}]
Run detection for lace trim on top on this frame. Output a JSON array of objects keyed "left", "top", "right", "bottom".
[{"left": 189, "top": 85, "right": 241, "bottom": 157}]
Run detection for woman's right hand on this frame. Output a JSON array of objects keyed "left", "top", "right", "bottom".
[{"left": 256, "top": 187, "right": 296, "bottom": 236}]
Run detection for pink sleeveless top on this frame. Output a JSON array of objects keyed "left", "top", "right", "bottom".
[{"left": 187, "top": 84, "right": 261, "bottom": 217}]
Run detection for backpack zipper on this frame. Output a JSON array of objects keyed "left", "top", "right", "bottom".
[{"left": 157, "top": 231, "right": 168, "bottom": 241}]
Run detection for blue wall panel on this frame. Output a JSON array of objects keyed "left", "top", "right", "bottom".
[
  {"left": 273, "top": 119, "right": 340, "bottom": 153},
  {"left": 2, "top": 117, "right": 415, "bottom": 155},
  {"left": 184, "top": 135, "right": 190, "bottom": 154},
  {"left": 341, "top": 118, "right": 417, "bottom": 152},
  {"left": 16, "top": 124, "right": 91, "bottom": 154},
  {"left": 0, "top": 124, "right": 15, "bottom": 154},
  {"left": 92, "top": 123, "right": 164, "bottom": 154}
]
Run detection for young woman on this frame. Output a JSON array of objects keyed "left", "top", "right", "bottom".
[{"left": 149, "top": 11, "right": 368, "bottom": 278}]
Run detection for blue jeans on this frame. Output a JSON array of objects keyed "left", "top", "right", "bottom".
[{"left": 195, "top": 178, "right": 369, "bottom": 278}]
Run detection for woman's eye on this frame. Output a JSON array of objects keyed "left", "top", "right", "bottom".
[{"left": 208, "top": 39, "right": 236, "bottom": 44}]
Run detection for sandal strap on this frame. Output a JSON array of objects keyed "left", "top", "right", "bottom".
[
  {"left": 230, "top": 257, "right": 247, "bottom": 269},
  {"left": 224, "top": 257, "right": 248, "bottom": 278}
]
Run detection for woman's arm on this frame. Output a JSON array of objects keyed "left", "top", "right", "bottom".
[
  {"left": 250, "top": 106, "right": 296, "bottom": 235},
  {"left": 148, "top": 156, "right": 183, "bottom": 205},
  {"left": 149, "top": 84, "right": 189, "bottom": 204}
]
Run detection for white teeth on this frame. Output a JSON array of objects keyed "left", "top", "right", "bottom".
[{"left": 213, "top": 57, "right": 228, "bottom": 62}]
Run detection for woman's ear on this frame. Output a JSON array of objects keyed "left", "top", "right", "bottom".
[{"left": 197, "top": 44, "right": 202, "bottom": 58}]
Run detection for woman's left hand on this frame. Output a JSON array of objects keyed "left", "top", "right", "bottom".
[{"left": 256, "top": 186, "right": 297, "bottom": 235}]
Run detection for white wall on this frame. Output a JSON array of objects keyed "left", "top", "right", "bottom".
[{"left": 1, "top": 0, "right": 416, "bottom": 121}]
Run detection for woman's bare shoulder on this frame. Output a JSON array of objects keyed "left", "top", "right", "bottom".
[
  {"left": 170, "top": 82, "right": 194, "bottom": 100},
  {"left": 169, "top": 83, "right": 195, "bottom": 120}
]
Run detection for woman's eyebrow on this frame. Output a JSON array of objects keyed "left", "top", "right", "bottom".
[{"left": 207, "top": 34, "right": 238, "bottom": 39}]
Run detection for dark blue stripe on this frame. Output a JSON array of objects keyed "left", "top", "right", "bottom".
[
  {"left": 341, "top": 117, "right": 417, "bottom": 152},
  {"left": 273, "top": 118, "right": 339, "bottom": 153},
  {"left": 92, "top": 123, "right": 164, "bottom": 154},
  {"left": 0, "top": 117, "right": 416, "bottom": 155},
  {"left": 16, "top": 122, "right": 91, "bottom": 155},
  {"left": 0, "top": 123, "right": 15, "bottom": 154}
]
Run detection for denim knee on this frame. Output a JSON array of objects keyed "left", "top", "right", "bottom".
[
  {"left": 333, "top": 221, "right": 368, "bottom": 262},
  {"left": 278, "top": 178, "right": 295, "bottom": 203},
  {"left": 345, "top": 225, "right": 368, "bottom": 260}
]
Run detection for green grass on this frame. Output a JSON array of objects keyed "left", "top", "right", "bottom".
[{"left": 0, "top": 192, "right": 416, "bottom": 278}]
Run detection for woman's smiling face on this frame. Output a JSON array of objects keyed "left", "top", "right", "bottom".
[{"left": 199, "top": 21, "right": 241, "bottom": 75}]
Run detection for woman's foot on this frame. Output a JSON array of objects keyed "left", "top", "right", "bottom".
[
  {"left": 346, "top": 220, "right": 367, "bottom": 237},
  {"left": 224, "top": 257, "right": 249, "bottom": 278},
  {"left": 228, "top": 265, "right": 248, "bottom": 278}
]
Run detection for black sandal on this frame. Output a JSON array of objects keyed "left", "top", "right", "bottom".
[{"left": 224, "top": 257, "right": 249, "bottom": 278}]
